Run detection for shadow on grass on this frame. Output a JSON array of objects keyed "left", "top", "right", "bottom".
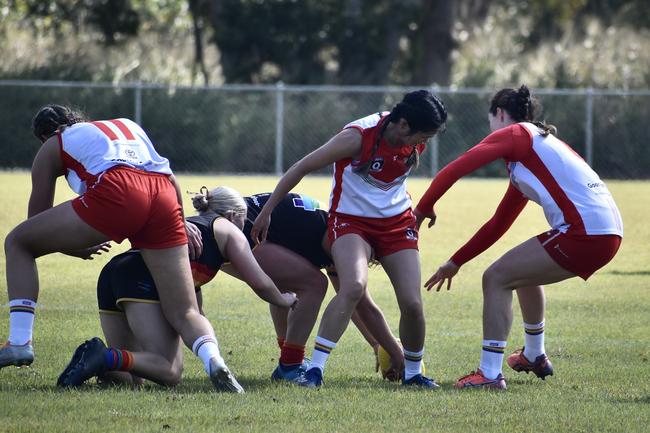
[
  {"left": 606, "top": 270, "right": 650, "bottom": 276},
  {"left": 1, "top": 366, "right": 550, "bottom": 394},
  {"left": 612, "top": 395, "right": 650, "bottom": 404},
  {"left": 0, "top": 376, "right": 465, "bottom": 394}
]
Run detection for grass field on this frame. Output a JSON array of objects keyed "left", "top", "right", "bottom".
[{"left": 0, "top": 171, "right": 648, "bottom": 433}]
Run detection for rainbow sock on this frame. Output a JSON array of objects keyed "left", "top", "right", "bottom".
[{"left": 104, "top": 348, "right": 134, "bottom": 372}]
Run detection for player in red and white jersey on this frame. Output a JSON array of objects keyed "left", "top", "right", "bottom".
[
  {"left": 0, "top": 104, "right": 272, "bottom": 392},
  {"left": 58, "top": 117, "right": 171, "bottom": 195},
  {"left": 329, "top": 112, "right": 425, "bottom": 218},
  {"left": 252, "top": 90, "right": 448, "bottom": 388},
  {"left": 415, "top": 86, "right": 623, "bottom": 390}
]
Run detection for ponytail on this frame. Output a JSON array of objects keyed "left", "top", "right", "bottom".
[
  {"left": 32, "top": 104, "right": 87, "bottom": 141},
  {"left": 490, "top": 85, "right": 556, "bottom": 136}
]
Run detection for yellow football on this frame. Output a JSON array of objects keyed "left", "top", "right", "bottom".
[{"left": 377, "top": 341, "right": 425, "bottom": 380}]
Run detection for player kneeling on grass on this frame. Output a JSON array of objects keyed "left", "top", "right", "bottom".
[
  {"left": 58, "top": 186, "right": 297, "bottom": 392},
  {"left": 0, "top": 105, "right": 249, "bottom": 393},
  {"left": 415, "top": 85, "right": 623, "bottom": 389}
]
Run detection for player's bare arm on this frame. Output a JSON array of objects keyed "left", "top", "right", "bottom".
[
  {"left": 251, "top": 128, "right": 362, "bottom": 243},
  {"left": 28, "top": 136, "right": 63, "bottom": 217}
]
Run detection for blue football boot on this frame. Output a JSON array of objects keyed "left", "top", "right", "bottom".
[
  {"left": 402, "top": 373, "right": 440, "bottom": 389},
  {"left": 58, "top": 337, "right": 107, "bottom": 388},
  {"left": 294, "top": 367, "right": 323, "bottom": 388},
  {"left": 0, "top": 341, "right": 34, "bottom": 368}
]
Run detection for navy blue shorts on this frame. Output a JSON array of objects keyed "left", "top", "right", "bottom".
[{"left": 97, "top": 250, "right": 160, "bottom": 313}]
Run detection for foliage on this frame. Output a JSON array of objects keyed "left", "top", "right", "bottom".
[
  {"left": 0, "top": 173, "right": 648, "bottom": 433},
  {"left": 0, "top": 0, "right": 648, "bottom": 88}
]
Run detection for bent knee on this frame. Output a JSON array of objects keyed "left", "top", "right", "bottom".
[
  {"left": 162, "top": 365, "right": 183, "bottom": 387},
  {"left": 482, "top": 263, "right": 510, "bottom": 291},
  {"left": 4, "top": 229, "right": 21, "bottom": 254},
  {"left": 338, "top": 279, "right": 367, "bottom": 303},
  {"left": 399, "top": 299, "right": 424, "bottom": 320},
  {"left": 300, "top": 272, "right": 328, "bottom": 299}
]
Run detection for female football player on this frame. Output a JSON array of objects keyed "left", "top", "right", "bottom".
[
  {"left": 252, "top": 90, "right": 448, "bottom": 388},
  {"left": 0, "top": 106, "right": 280, "bottom": 392},
  {"left": 233, "top": 192, "right": 404, "bottom": 382},
  {"left": 59, "top": 188, "right": 402, "bottom": 388},
  {"left": 416, "top": 85, "right": 623, "bottom": 389}
]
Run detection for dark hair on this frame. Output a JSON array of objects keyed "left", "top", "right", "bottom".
[
  {"left": 32, "top": 104, "right": 87, "bottom": 141},
  {"left": 489, "top": 85, "right": 556, "bottom": 136},
  {"left": 354, "top": 90, "right": 447, "bottom": 174}
]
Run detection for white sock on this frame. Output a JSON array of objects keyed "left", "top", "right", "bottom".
[
  {"left": 480, "top": 340, "right": 506, "bottom": 380},
  {"left": 192, "top": 335, "right": 224, "bottom": 373},
  {"left": 8, "top": 299, "right": 36, "bottom": 345},
  {"left": 523, "top": 320, "right": 545, "bottom": 360},
  {"left": 403, "top": 348, "right": 424, "bottom": 380},
  {"left": 309, "top": 336, "right": 337, "bottom": 373}
]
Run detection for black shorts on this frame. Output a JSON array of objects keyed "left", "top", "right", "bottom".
[
  {"left": 244, "top": 193, "right": 333, "bottom": 269},
  {"left": 97, "top": 250, "right": 160, "bottom": 314}
]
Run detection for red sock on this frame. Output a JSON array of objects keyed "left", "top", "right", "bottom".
[
  {"left": 280, "top": 342, "right": 305, "bottom": 366},
  {"left": 276, "top": 337, "right": 285, "bottom": 350}
]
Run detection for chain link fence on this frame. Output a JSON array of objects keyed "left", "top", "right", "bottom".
[{"left": 1, "top": 80, "right": 648, "bottom": 178}]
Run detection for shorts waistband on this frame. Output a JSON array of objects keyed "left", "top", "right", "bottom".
[{"left": 106, "top": 165, "right": 171, "bottom": 178}]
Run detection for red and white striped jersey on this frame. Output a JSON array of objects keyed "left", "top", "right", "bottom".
[
  {"left": 417, "top": 122, "right": 623, "bottom": 237},
  {"left": 510, "top": 123, "right": 623, "bottom": 236},
  {"left": 329, "top": 112, "right": 426, "bottom": 218},
  {"left": 57, "top": 118, "right": 172, "bottom": 194}
]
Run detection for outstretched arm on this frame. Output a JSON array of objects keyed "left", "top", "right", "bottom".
[
  {"left": 222, "top": 224, "right": 297, "bottom": 309},
  {"left": 424, "top": 182, "right": 528, "bottom": 291},
  {"left": 251, "top": 128, "right": 362, "bottom": 243},
  {"left": 415, "top": 125, "right": 530, "bottom": 225}
]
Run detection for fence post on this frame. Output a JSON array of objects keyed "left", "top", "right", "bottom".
[
  {"left": 430, "top": 136, "right": 439, "bottom": 177},
  {"left": 134, "top": 81, "right": 143, "bottom": 126},
  {"left": 275, "top": 81, "right": 285, "bottom": 176},
  {"left": 585, "top": 87, "right": 594, "bottom": 166}
]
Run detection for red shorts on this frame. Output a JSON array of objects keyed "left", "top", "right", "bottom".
[
  {"left": 327, "top": 209, "right": 418, "bottom": 258},
  {"left": 72, "top": 166, "right": 187, "bottom": 249},
  {"left": 537, "top": 229, "right": 621, "bottom": 280}
]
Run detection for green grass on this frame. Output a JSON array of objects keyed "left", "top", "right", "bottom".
[{"left": 0, "top": 171, "right": 648, "bottom": 433}]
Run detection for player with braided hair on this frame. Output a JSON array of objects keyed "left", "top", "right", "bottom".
[
  {"left": 252, "top": 90, "right": 447, "bottom": 388},
  {"left": 415, "top": 85, "right": 623, "bottom": 389}
]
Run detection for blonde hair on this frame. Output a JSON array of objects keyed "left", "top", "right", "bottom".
[{"left": 191, "top": 186, "right": 247, "bottom": 217}]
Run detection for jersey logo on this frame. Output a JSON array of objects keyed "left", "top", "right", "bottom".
[
  {"left": 292, "top": 195, "right": 320, "bottom": 212},
  {"left": 369, "top": 157, "right": 384, "bottom": 172},
  {"left": 405, "top": 228, "right": 418, "bottom": 241}
]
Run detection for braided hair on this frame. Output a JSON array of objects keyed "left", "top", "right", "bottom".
[
  {"left": 489, "top": 85, "right": 556, "bottom": 136},
  {"left": 354, "top": 90, "right": 447, "bottom": 175},
  {"left": 32, "top": 104, "right": 87, "bottom": 142}
]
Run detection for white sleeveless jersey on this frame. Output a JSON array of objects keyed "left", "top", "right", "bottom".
[
  {"left": 58, "top": 119, "right": 172, "bottom": 194},
  {"left": 509, "top": 123, "right": 623, "bottom": 236},
  {"left": 329, "top": 113, "right": 423, "bottom": 218}
]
